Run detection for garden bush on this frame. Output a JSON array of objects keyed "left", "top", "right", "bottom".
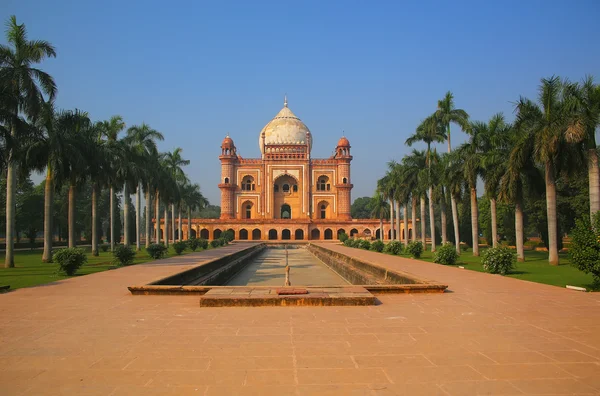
[
  {"left": 460, "top": 243, "right": 469, "bottom": 252},
  {"left": 112, "top": 244, "right": 136, "bottom": 266},
  {"left": 222, "top": 230, "right": 234, "bottom": 242},
  {"left": 338, "top": 232, "right": 349, "bottom": 243},
  {"left": 210, "top": 239, "right": 222, "bottom": 248},
  {"left": 433, "top": 243, "right": 459, "bottom": 265},
  {"left": 146, "top": 243, "right": 168, "bottom": 259},
  {"left": 343, "top": 238, "right": 353, "bottom": 247},
  {"left": 370, "top": 239, "right": 384, "bottom": 252},
  {"left": 383, "top": 241, "right": 403, "bottom": 255},
  {"left": 100, "top": 244, "right": 109, "bottom": 252},
  {"left": 173, "top": 241, "right": 187, "bottom": 255},
  {"left": 481, "top": 246, "right": 516, "bottom": 275},
  {"left": 406, "top": 241, "right": 423, "bottom": 258},
  {"left": 187, "top": 237, "right": 200, "bottom": 251},
  {"left": 53, "top": 248, "right": 87, "bottom": 276},
  {"left": 569, "top": 212, "right": 600, "bottom": 283},
  {"left": 359, "top": 239, "right": 371, "bottom": 250},
  {"left": 198, "top": 239, "right": 209, "bottom": 250}
]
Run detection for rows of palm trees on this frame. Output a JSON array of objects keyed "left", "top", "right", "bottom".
[
  {"left": 377, "top": 77, "right": 600, "bottom": 266},
  {"left": 1, "top": 16, "right": 207, "bottom": 268}
]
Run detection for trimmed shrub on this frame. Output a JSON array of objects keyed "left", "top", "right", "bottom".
[
  {"left": 359, "top": 239, "right": 371, "bottom": 250},
  {"left": 433, "top": 243, "right": 459, "bottom": 265},
  {"left": 222, "top": 230, "right": 234, "bottom": 242},
  {"left": 384, "top": 241, "right": 403, "bottom": 255},
  {"left": 569, "top": 212, "right": 600, "bottom": 283},
  {"left": 53, "top": 248, "right": 87, "bottom": 276},
  {"left": 343, "top": 238, "right": 353, "bottom": 247},
  {"left": 113, "top": 244, "right": 136, "bottom": 266},
  {"left": 460, "top": 243, "right": 469, "bottom": 252},
  {"left": 173, "top": 241, "right": 187, "bottom": 255},
  {"left": 199, "top": 239, "right": 209, "bottom": 250},
  {"left": 482, "top": 246, "right": 516, "bottom": 275},
  {"left": 370, "top": 239, "right": 384, "bottom": 252},
  {"left": 147, "top": 243, "right": 168, "bottom": 259},
  {"left": 210, "top": 239, "right": 222, "bottom": 248},
  {"left": 406, "top": 241, "right": 424, "bottom": 258},
  {"left": 187, "top": 237, "right": 200, "bottom": 251},
  {"left": 100, "top": 244, "right": 109, "bottom": 252},
  {"left": 338, "top": 232, "right": 349, "bottom": 243}
]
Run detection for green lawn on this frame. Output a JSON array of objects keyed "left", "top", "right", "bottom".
[
  {"left": 0, "top": 246, "right": 200, "bottom": 290},
  {"left": 414, "top": 248, "right": 598, "bottom": 291}
]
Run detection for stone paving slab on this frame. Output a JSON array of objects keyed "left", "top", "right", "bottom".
[{"left": 1, "top": 242, "right": 600, "bottom": 395}]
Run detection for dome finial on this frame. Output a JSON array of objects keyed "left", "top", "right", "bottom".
[{"left": 284, "top": 94, "right": 288, "bottom": 108}]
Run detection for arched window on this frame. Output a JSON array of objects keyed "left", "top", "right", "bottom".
[
  {"left": 274, "top": 184, "right": 279, "bottom": 192},
  {"left": 320, "top": 204, "right": 326, "bottom": 219},
  {"left": 343, "top": 177, "right": 347, "bottom": 184},
  {"left": 281, "top": 204, "right": 291, "bottom": 219},
  {"left": 317, "top": 176, "right": 329, "bottom": 191},
  {"left": 293, "top": 184, "right": 298, "bottom": 192},
  {"left": 245, "top": 204, "right": 252, "bottom": 219},
  {"left": 224, "top": 177, "right": 229, "bottom": 184},
  {"left": 241, "top": 176, "right": 255, "bottom": 191},
  {"left": 283, "top": 184, "right": 290, "bottom": 193}
]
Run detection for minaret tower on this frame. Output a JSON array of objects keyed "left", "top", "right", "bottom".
[
  {"left": 335, "top": 136, "right": 353, "bottom": 220},
  {"left": 219, "top": 135, "right": 237, "bottom": 219}
]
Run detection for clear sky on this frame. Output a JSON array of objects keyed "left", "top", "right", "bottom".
[{"left": 3, "top": 0, "right": 600, "bottom": 205}]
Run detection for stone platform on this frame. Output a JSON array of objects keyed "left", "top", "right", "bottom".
[{"left": 199, "top": 286, "right": 376, "bottom": 307}]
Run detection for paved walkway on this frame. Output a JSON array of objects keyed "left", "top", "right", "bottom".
[
  {"left": 0, "top": 242, "right": 599, "bottom": 395},
  {"left": 226, "top": 247, "right": 348, "bottom": 286}
]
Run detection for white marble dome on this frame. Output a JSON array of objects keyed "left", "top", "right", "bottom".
[{"left": 259, "top": 98, "right": 312, "bottom": 154}]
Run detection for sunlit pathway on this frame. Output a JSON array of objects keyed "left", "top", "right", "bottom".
[{"left": 0, "top": 242, "right": 599, "bottom": 395}]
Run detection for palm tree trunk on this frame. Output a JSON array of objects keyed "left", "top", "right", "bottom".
[
  {"left": 589, "top": 148, "right": 600, "bottom": 220},
  {"left": 429, "top": 186, "right": 436, "bottom": 252},
  {"left": 403, "top": 204, "right": 409, "bottom": 246},
  {"left": 470, "top": 186, "right": 479, "bottom": 256},
  {"left": 110, "top": 186, "right": 115, "bottom": 251},
  {"left": 395, "top": 201, "right": 401, "bottom": 241},
  {"left": 379, "top": 217, "right": 383, "bottom": 241},
  {"left": 4, "top": 142, "right": 16, "bottom": 268},
  {"left": 145, "top": 186, "right": 151, "bottom": 248},
  {"left": 187, "top": 207, "right": 192, "bottom": 240},
  {"left": 123, "top": 183, "right": 130, "bottom": 246},
  {"left": 171, "top": 203, "right": 176, "bottom": 243},
  {"left": 411, "top": 196, "right": 417, "bottom": 242},
  {"left": 155, "top": 191, "right": 160, "bottom": 244},
  {"left": 389, "top": 199, "right": 394, "bottom": 241},
  {"left": 42, "top": 166, "right": 54, "bottom": 262},
  {"left": 178, "top": 207, "right": 182, "bottom": 242},
  {"left": 452, "top": 193, "right": 460, "bottom": 254},
  {"left": 490, "top": 198, "right": 498, "bottom": 248},
  {"left": 91, "top": 183, "right": 98, "bottom": 256},
  {"left": 68, "top": 183, "right": 76, "bottom": 248},
  {"left": 545, "top": 162, "right": 559, "bottom": 265},
  {"left": 515, "top": 198, "right": 525, "bottom": 262},
  {"left": 136, "top": 182, "right": 141, "bottom": 251},
  {"left": 165, "top": 206, "right": 170, "bottom": 247},
  {"left": 440, "top": 188, "right": 447, "bottom": 245},
  {"left": 420, "top": 196, "right": 426, "bottom": 248}
]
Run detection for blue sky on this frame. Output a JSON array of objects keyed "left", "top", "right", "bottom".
[{"left": 3, "top": 0, "right": 600, "bottom": 204}]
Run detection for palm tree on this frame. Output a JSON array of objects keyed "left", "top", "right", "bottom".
[
  {"left": 370, "top": 191, "right": 389, "bottom": 240},
  {"left": 406, "top": 114, "right": 446, "bottom": 251},
  {"left": 378, "top": 171, "right": 395, "bottom": 241},
  {"left": 124, "top": 124, "right": 164, "bottom": 250},
  {"left": 435, "top": 92, "right": 469, "bottom": 251},
  {"left": 480, "top": 114, "right": 511, "bottom": 248},
  {"left": 98, "top": 115, "right": 126, "bottom": 250},
  {"left": 164, "top": 148, "right": 190, "bottom": 244},
  {"left": 401, "top": 150, "right": 427, "bottom": 244},
  {"left": 181, "top": 182, "right": 207, "bottom": 240},
  {"left": 0, "top": 15, "right": 56, "bottom": 267},
  {"left": 444, "top": 152, "right": 465, "bottom": 254},
  {"left": 564, "top": 76, "right": 600, "bottom": 220},
  {"left": 514, "top": 76, "right": 575, "bottom": 265},
  {"left": 456, "top": 121, "right": 484, "bottom": 256}
]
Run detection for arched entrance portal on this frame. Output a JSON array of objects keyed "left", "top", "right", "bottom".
[
  {"left": 337, "top": 229, "right": 346, "bottom": 239},
  {"left": 268, "top": 229, "right": 278, "bottom": 240},
  {"left": 350, "top": 228, "right": 358, "bottom": 237},
  {"left": 282, "top": 229, "right": 291, "bottom": 240},
  {"left": 324, "top": 229, "right": 333, "bottom": 240},
  {"left": 281, "top": 204, "right": 291, "bottom": 219},
  {"left": 295, "top": 229, "right": 304, "bottom": 240},
  {"left": 214, "top": 229, "right": 222, "bottom": 240},
  {"left": 252, "top": 228, "right": 261, "bottom": 240},
  {"left": 239, "top": 229, "right": 248, "bottom": 240},
  {"left": 200, "top": 229, "right": 209, "bottom": 239},
  {"left": 311, "top": 229, "right": 320, "bottom": 240},
  {"left": 189, "top": 228, "right": 197, "bottom": 239}
]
